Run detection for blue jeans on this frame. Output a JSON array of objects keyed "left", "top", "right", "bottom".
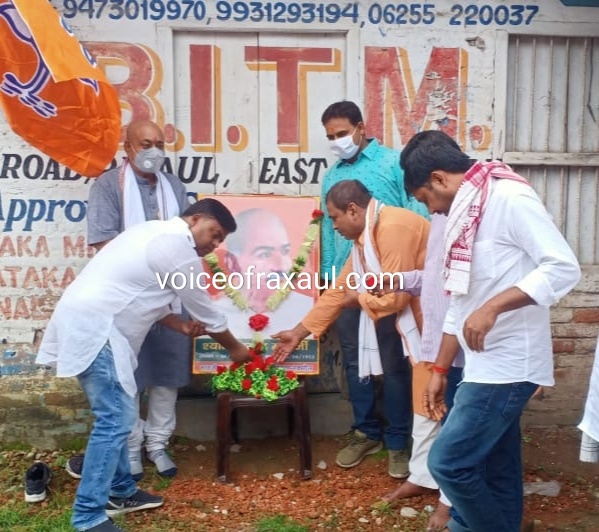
[
  {"left": 72, "top": 342, "right": 138, "bottom": 531},
  {"left": 337, "top": 308, "right": 412, "bottom": 450},
  {"left": 444, "top": 366, "right": 463, "bottom": 415},
  {"left": 428, "top": 381, "right": 538, "bottom": 532}
]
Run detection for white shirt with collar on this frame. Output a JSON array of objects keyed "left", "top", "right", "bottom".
[
  {"left": 442, "top": 178, "right": 581, "bottom": 386},
  {"left": 36, "top": 217, "right": 228, "bottom": 397}
]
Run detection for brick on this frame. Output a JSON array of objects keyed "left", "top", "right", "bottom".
[
  {"left": 43, "top": 392, "right": 88, "bottom": 408},
  {"left": 560, "top": 293, "right": 599, "bottom": 308},
  {"left": 555, "top": 353, "right": 593, "bottom": 368},
  {"left": 550, "top": 307, "right": 573, "bottom": 323},
  {"left": 551, "top": 323, "right": 599, "bottom": 338},
  {"left": 571, "top": 266, "right": 599, "bottom": 293},
  {"left": 574, "top": 309, "right": 599, "bottom": 323},
  {"left": 573, "top": 338, "right": 599, "bottom": 354},
  {"left": 552, "top": 339, "right": 575, "bottom": 353}
]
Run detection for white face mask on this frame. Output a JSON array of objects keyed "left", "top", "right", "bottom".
[
  {"left": 328, "top": 127, "right": 361, "bottom": 160},
  {"left": 133, "top": 146, "right": 165, "bottom": 174}
]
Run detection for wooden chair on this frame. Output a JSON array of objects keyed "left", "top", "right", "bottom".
[{"left": 215, "top": 380, "right": 312, "bottom": 483}]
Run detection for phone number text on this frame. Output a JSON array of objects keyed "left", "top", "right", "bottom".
[
  {"left": 61, "top": 0, "right": 541, "bottom": 26},
  {"left": 62, "top": 0, "right": 207, "bottom": 20}
]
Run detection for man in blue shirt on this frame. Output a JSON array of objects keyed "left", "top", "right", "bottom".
[{"left": 319, "top": 101, "right": 429, "bottom": 479}]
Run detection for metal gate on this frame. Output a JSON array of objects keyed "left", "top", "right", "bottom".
[{"left": 501, "top": 35, "right": 599, "bottom": 264}]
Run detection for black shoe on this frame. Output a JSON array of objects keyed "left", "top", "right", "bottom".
[
  {"left": 66, "top": 454, "right": 84, "bottom": 479},
  {"left": 105, "top": 489, "right": 164, "bottom": 516},
  {"left": 24, "top": 462, "right": 52, "bottom": 503},
  {"left": 87, "top": 518, "right": 125, "bottom": 531}
]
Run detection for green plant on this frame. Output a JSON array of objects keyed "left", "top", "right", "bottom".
[
  {"left": 254, "top": 514, "right": 309, "bottom": 532},
  {"left": 153, "top": 475, "right": 173, "bottom": 491},
  {"left": 0, "top": 442, "right": 32, "bottom": 452},
  {"left": 61, "top": 437, "right": 88, "bottom": 452}
]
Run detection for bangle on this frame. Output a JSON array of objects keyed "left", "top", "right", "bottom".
[{"left": 432, "top": 365, "right": 449, "bottom": 375}]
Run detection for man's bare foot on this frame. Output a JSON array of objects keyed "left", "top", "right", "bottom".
[
  {"left": 381, "top": 480, "right": 437, "bottom": 504},
  {"left": 426, "top": 501, "right": 451, "bottom": 531}
]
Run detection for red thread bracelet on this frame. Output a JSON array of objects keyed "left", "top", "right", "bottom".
[{"left": 432, "top": 365, "right": 449, "bottom": 375}]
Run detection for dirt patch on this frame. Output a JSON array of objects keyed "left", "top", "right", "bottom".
[{"left": 2, "top": 426, "right": 599, "bottom": 531}]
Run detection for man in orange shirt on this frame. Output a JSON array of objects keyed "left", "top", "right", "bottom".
[{"left": 273, "top": 179, "right": 429, "bottom": 477}]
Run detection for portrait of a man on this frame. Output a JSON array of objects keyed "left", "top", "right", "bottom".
[{"left": 194, "top": 195, "right": 321, "bottom": 372}]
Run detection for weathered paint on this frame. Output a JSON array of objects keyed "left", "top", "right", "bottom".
[{"left": 0, "top": 1, "right": 598, "bottom": 443}]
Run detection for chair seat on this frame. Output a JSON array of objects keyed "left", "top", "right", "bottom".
[{"left": 216, "top": 381, "right": 312, "bottom": 483}]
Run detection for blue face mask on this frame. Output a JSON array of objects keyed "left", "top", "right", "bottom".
[{"left": 134, "top": 146, "right": 165, "bottom": 174}]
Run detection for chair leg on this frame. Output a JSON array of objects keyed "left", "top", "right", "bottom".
[
  {"left": 216, "top": 393, "right": 232, "bottom": 483},
  {"left": 295, "top": 386, "right": 312, "bottom": 480}
]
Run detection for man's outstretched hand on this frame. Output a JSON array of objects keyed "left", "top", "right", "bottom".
[
  {"left": 229, "top": 343, "right": 252, "bottom": 364},
  {"left": 271, "top": 325, "right": 309, "bottom": 363}
]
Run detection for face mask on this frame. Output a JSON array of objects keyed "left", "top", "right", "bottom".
[
  {"left": 133, "top": 146, "right": 165, "bottom": 174},
  {"left": 329, "top": 128, "right": 360, "bottom": 160}
]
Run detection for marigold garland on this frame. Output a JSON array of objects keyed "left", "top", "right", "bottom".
[{"left": 204, "top": 209, "right": 324, "bottom": 312}]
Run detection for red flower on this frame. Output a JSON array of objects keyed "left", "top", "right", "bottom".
[
  {"left": 248, "top": 314, "right": 269, "bottom": 331},
  {"left": 216, "top": 365, "right": 227, "bottom": 375},
  {"left": 285, "top": 370, "right": 296, "bottom": 379},
  {"left": 252, "top": 356, "right": 265, "bottom": 371},
  {"left": 241, "top": 378, "right": 252, "bottom": 390},
  {"left": 265, "top": 355, "right": 275, "bottom": 367},
  {"left": 245, "top": 364, "right": 255, "bottom": 375},
  {"left": 230, "top": 362, "right": 241, "bottom": 371},
  {"left": 364, "top": 276, "right": 377, "bottom": 289},
  {"left": 311, "top": 209, "right": 324, "bottom": 219},
  {"left": 267, "top": 378, "right": 280, "bottom": 392},
  {"left": 254, "top": 342, "right": 264, "bottom": 353}
]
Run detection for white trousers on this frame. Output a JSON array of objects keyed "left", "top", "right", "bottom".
[
  {"left": 128, "top": 386, "right": 178, "bottom": 454},
  {"left": 410, "top": 413, "right": 451, "bottom": 507}
]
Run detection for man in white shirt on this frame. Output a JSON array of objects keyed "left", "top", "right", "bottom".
[
  {"left": 578, "top": 333, "right": 599, "bottom": 464},
  {"left": 400, "top": 131, "right": 581, "bottom": 532},
  {"left": 37, "top": 198, "right": 250, "bottom": 532},
  {"left": 85, "top": 119, "right": 193, "bottom": 480}
]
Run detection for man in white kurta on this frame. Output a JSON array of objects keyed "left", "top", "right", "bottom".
[
  {"left": 579, "top": 335, "right": 599, "bottom": 462},
  {"left": 401, "top": 130, "right": 581, "bottom": 532},
  {"left": 37, "top": 199, "right": 249, "bottom": 532}
]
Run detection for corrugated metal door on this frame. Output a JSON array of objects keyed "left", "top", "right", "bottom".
[{"left": 502, "top": 35, "right": 599, "bottom": 264}]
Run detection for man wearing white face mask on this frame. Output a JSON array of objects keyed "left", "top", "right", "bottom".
[
  {"left": 72, "top": 120, "right": 194, "bottom": 482},
  {"left": 319, "top": 101, "right": 429, "bottom": 479}
]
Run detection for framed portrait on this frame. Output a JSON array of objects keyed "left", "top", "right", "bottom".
[{"left": 192, "top": 194, "right": 321, "bottom": 375}]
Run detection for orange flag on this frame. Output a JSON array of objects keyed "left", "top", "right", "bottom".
[{"left": 0, "top": 0, "right": 121, "bottom": 177}]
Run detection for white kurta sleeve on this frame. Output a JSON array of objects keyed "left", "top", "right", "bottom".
[{"left": 146, "top": 234, "right": 229, "bottom": 333}]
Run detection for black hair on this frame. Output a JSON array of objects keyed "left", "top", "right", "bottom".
[
  {"left": 182, "top": 198, "right": 237, "bottom": 233},
  {"left": 400, "top": 131, "right": 474, "bottom": 192},
  {"left": 325, "top": 180, "right": 372, "bottom": 210},
  {"left": 321, "top": 101, "right": 363, "bottom": 127}
]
